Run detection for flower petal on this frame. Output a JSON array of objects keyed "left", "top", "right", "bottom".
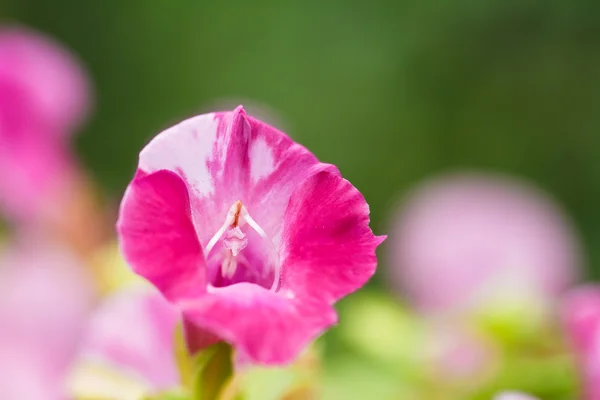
[
  {"left": 389, "top": 173, "right": 581, "bottom": 314},
  {"left": 136, "top": 106, "right": 333, "bottom": 247},
  {"left": 0, "top": 132, "right": 74, "bottom": 222},
  {"left": 244, "top": 115, "right": 338, "bottom": 245},
  {"left": 183, "top": 318, "right": 220, "bottom": 354},
  {"left": 561, "top": 285, "right": 600, "bottom": 400},
  {"left": 280, "top": 171, "right": 384, "bottom": 304},
  {"left": 0, "top": 25, "right": 91, "bottom": 134},
  {"left": 0, "top": 32, "right": 82, "bottom": 222},
  {"left": 561, "top": 284, "right": 600, "bottom": 399},
  {"left": 137, "top": 108, "right": 250, "bottom": 247},
  {"left": 0, "top": 239, "right": 95, "bottom": 399},
  {"left": 561, "top": 285, "right": 600, "bottom": 353},
  {"left": 493, "top": 392, "right": 539, "bottom": 400},
  {"left": 74, "top": 290, "right": 179, "bottom": 390},
  {"left": 117, "top": 169, "right": 206, "bottom": 301},
  {"left": 182, "top": 283, "right": 337, "bottom": 364}
]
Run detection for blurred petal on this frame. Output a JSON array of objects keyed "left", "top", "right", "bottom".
[
  {"left": 562, "top": 285, "right": 600, "bottom": 400},
  {"left": 0, "top": 26, "right": 91, "bottom": 221},
  {"left": 422, "top": 325, "right": 498, "bottom": 385},
  {"left": 561, "top": 285, "right": 600, "bottom": 352},
  {"left": 72, "top": 290, "right": 179, "bottom": 392},
  {"left": 0, "top": 25, "right": 90, "bottom": 133},
  {"left": 389, "top": 173, "right": 581, "bottom": 315},
  {"left": 494, "top": 392, "right": 539, "bottom": 400},
  {"left": 0, "top": 239, "right": 94, "bottom": 398}
]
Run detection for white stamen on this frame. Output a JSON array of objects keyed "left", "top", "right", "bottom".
[
  {"left": 205, "top": 223, "right": 228, "bottom": 255},
  {"left": 206, "top": 200, "right": 280, "bottom": 290},
  {"left": 205, "top": 202, "right": 242, "bottom": 255},
  {"left": 240, "top": 208, "right": 268, "bottom": 239},
  {"left": 270, "top": 261, "right": 281, "bottom": 291}
]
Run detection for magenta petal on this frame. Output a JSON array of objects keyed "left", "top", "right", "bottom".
[
  {"left": 280, "top": 171, "right": 385, "bottom": 304},
  {"left": 182, "top": 283, "right": 337, "bottom": 364},
  {"left": 136, "top": 106, "right": 333, "bottom": 246},
  {"left": 183, "top": 318, "right": 221, "bottom": 354},
  {"left": 117, "top": 169, "right": 207, "bottom": 301},
  {"left": 244, "top": 115, "right": 339, "bottom": 244},
  {"left": 137, "top": 108, "right": 250, "bottom": 246}
]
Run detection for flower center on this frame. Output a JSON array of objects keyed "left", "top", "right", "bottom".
[{"left": 205, "top": 201, "right": 280, "bottom": 290}]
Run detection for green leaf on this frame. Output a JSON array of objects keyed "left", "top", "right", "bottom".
[
  {"left": 234, "top": 345, "right": 320, "bottom": 400},
  {"left": 174, "top": 322, "right": 195, "bottom": 390},
  {"left": 144, "top": 390, "right": 189, "bottom": 400},
  {"left": 191, "top": 342, "right": 234, "bottom": 400},
  {"left": 173, "top": 322, "right": 234, "bottom": 400}
]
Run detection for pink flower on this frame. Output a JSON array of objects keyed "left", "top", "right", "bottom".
[
  {"left": 0, "top": 26, "right": 91, "bottom": 221},
  {"left": 388, "top": 173, "right": 581, "bottom": 315},
  {"left": 0, "top": 239, "right": 95, "bottom": 400},
  {"left": 493, "top": 392, "right": 539, "bottom": 400},
  {"left": 424, "top": 326, "right": 498, "bottom": 385},
  {"left": 561, "top": 285, "right": 600, "bottom": 400},
  {"left": 117, "top": 106, "right": 383, "bottom": 364},
  {"left": 69, "top": 290, "right": 180, "bottom": 397}
]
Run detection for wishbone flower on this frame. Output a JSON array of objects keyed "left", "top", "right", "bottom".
[{"left": 117, "top": 106, "right": 384, "bottom": 364}]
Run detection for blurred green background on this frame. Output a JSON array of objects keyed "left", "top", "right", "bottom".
[{"left": 3, "top": 0, "right": 600, "bottom": 279}]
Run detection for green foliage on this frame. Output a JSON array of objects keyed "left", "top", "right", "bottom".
[
  {"left": 174, "top": 323, "right": 194, "bottom": 391},
  {"left": 190, "top": 342, "right": 233, "bottom": 400},
  {"left": 145, "top": 390, "right": 189, "bottom": 400},
  {"left": 173, "top": 323, "right": 233, "bottom": 400},
  {"left": 7, "top": 0, "right": 600, "bottom": 281}
]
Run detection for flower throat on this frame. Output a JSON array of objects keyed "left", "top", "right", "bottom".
[{"left": 205, "top": 201, "right": 279, "bottom": 291}]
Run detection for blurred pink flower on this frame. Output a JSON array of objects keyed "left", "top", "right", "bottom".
[
  {"left": 0, "top": 239, "right": 94, "bottom": 400},
  {"left": 561, "top": 285, "right": 600, "bottom": 400},
  {"left": 0, "top": 25, "right": 91, "bottom": 221},
  {"left": 117, "top": 106, "right": 383, "bottom": 364},
  {"left": 424, "top": 326, "right": 498, "bottom": 385},
  {"left": 388, "top": 173, "right": 581, "bottom": 315},
  {"left": 71, "top": 290, "right": 180, "bottom": 394},
  {"left": 493, "top": 392, "right": 539, "bottom": 400}
]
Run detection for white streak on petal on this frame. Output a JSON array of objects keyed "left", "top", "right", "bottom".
[
  {"left": 139, "top": 114, "right": 218, "bottom": 196},
  {"left": 249, "top": 136, "right": 275, "bottom": 184}
]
